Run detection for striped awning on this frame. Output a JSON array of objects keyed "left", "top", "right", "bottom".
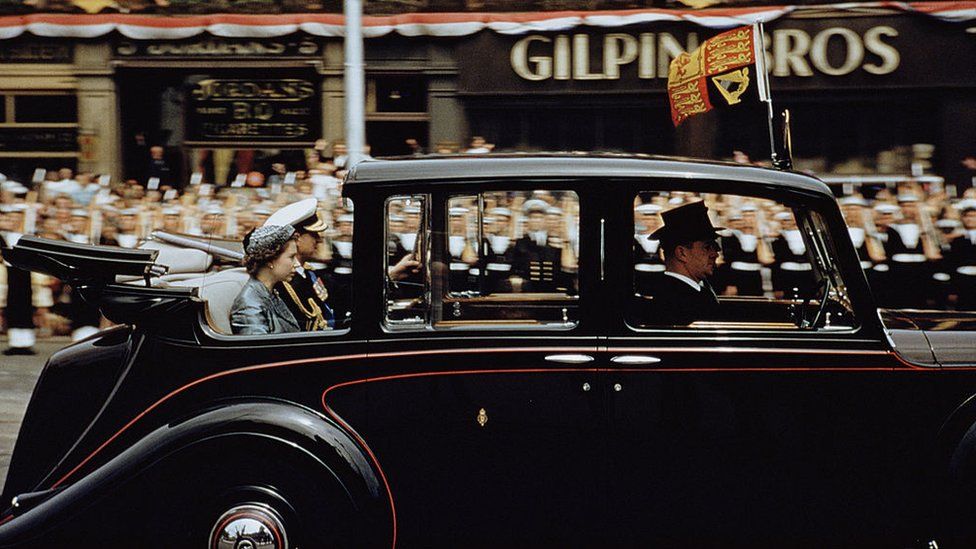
[{"left": 0, "top": 2, "right": 973, "bottom": 40}]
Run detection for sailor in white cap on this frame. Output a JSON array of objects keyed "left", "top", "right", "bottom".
[
  {"left": 479, "top": 207, "right": 514, "bottom": 294},
  {"left": 322, "top": 212, "right": 354, "bottom": 321},
  {"left": 720, "top": 204, "right": 772, "bottom": 297},
  {"left": 882, "top": 194, "right": 939, "bottom": 308},
  {"left": 633, "top": 203, "right": 666, "bottom": 295},
  {"left": 1, "top": 209, "right": 37, "bottom": 355},
  {"left": 447, "top": 206, "right": 478, "bottom": 293},
  {"left": 66, "top": 209, "right": 92, "bottom": 244},
  {"left": 840, "top": 196, "right": 884, "bottom": 272},
  {"left": 116, "top": 208, "right": 141, "bottom": 248},
  {"left": 512, "top": 198, "right": 562, "bottom": 292},
  {"left": 263, "top": 198, "right": 335, "bottom": 330},
  {"left": 948, "top": 199, "right": 976, "bottom": 310},
  {"left": 769, "top": 210, "right": 815, "bottom": 298}
]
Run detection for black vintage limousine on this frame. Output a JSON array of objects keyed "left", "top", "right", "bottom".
[{"left": 1, "top": 154, "right": 976, "bottom": 548}]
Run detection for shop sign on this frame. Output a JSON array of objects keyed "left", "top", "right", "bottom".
[
  {"left": 0, "top": 40, "right": 73, "bottom": 63},
  {"left": 0, "top": 127, "right": 78, "bottom": 152},
  {"left": 114, "top": 38, "right": 320, "bottom": 58},
  {"left": 458, "top": 15, "right": 976, "bottom": 94},
  {"left": 185, "top": 78, "right": 320, "bottom": 144}
]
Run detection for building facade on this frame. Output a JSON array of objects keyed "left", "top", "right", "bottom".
[{"left": 0, "top": 4, "right": 973, "bottom": 187}]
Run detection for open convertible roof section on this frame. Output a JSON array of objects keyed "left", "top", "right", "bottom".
[{"left": 0, "top": 2, "right": 972, "bottom": 40}]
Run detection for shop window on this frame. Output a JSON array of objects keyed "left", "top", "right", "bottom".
[
  {"left": 371, "top": 76, "right": 427, "bottom": 113},
  {"left": 628, "top": 191, "right": 855, "bottom": 331},
  {"left": 435, "top": 190, "right": 579, "bottom": 329},
  {"left": 385, "top": 195, "right": 429, "bottom": 328},
  {"left": 14, "top": 95, "right": 77, "bottom": 123}
]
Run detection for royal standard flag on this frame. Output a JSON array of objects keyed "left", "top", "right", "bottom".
[{"left": 667, "top": 24, "right": 769, "bottom": 127}]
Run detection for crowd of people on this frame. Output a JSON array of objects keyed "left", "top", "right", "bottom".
[{"left": 1, "top": 142, "right": 975, "bottom": 350}]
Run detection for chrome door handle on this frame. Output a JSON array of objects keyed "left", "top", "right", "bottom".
[
  {"left": 610, "top": 355, "right": 662, "bottom": 365},
  {"left": 545, "top": 354, "right": 595, "bottom": 364}
]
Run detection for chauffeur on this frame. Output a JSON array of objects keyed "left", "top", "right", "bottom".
[
  {"left": 264, "top": 198, "right": 334, "bottom": 331},
  {"left": 948, "top": 200, "right": 976, "bottom": 310},
  {"left": 637, "top": 201, "right": 722, "bottom": 326}
]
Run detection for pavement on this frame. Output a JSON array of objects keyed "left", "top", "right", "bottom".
[{"left": 0, "top": 338, "right": 70, "bottom": 496}]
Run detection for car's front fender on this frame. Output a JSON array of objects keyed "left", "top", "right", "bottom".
[{"left": 0, "top": 399, "right": 390, "bottom": 547}]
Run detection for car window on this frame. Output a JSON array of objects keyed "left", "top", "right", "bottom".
[
  {"left": 435, "top": 190, "right": 580, "bottom": 329},
  {"left": 628, "top": 191, "right": 856, "bottom": 331},
  {"left": 384, "top": 195, "right": 429, "bottom": 328}
]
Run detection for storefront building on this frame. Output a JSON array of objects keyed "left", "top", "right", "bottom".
[{"left": 0, "top": 3, "right": 973, "bottom": 187}]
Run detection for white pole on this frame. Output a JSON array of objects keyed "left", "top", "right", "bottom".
[{"left": 344, "top": 0, "right": 366, "bottom": 167}]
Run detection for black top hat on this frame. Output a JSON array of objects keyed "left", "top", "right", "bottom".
[{"left": 648, "top": 200, "right": 724, "bottom": 243}]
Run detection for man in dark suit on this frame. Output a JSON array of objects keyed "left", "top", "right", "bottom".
[{"left": 634, "top": 200, "right": 722, "bottom": 326}]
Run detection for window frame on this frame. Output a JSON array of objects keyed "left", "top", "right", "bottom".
[{"left": 619, "top": 181, "right": 863, "bottom": 338}]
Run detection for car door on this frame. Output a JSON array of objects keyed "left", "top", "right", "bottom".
[
  {"left": 325, "top": 184, "right": 612, "bottom": 547},
  {"left": 600, "top": 180, "right": 906, "bottom": 547}
]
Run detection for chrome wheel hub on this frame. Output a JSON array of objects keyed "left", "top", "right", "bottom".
[{"left": 209, "top": 503, "right": 288, "bottom": 549}]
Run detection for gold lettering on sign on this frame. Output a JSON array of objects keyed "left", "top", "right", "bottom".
[
  {"left": 604, "top": 33, "right": 638, "bottom": 79},
  {"left": 773, "top": 29, "right": 813, "bottom": 77},
  {"left": 863, "top": 26, "right": 899, "bottom": 75},
  {"left": 811, "top": 27, "right": 863, "bottom": 76},
  {"left": 573, "top": 34, "right": 603, "bottom": 80},
  {"left": 511, "top": 36, "right": 552, "bottom": 81},
  {"left": 192, "top": 80, "right": 316, "bottom": 102}
]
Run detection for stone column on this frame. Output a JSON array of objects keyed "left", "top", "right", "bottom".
[
  {"left": 74, "top": 42, "right": 121, "bottom": 179},
  {"left": 322, "top": 41, "right": 346, "bottom": 148}
]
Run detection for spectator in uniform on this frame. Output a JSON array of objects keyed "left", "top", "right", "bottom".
[
  {"left": 884, "top": 195, "right": 939, "bottom": 308},
  {"left": 770, "top": 211, "right": 815, "bottom": 298},
  {"left": 1, "top": 205, "right": 38, "bottom": 355},
  {"left": 721, "top": 204, "right": 772, "bottom": 297},
  {"left": 447, "top": 206, "right": 477, "bottom": 294},
  {"left": 481, "top": 207, "right": 514, "bottom": 294},
  {"left": 948, "top": 199, "right": 976, "bottom": 310},
  {"left": 323, "top": 212, "right": 354, "bottom": 324},
  {"left": 512, "top": 199, "right": 561, "bottom": 293},
  {"left": 634, "top": 203, "right": 665, "bottom": 296},
  {"left": 264, "top": 199, "right": 334, "bottom": 331}
]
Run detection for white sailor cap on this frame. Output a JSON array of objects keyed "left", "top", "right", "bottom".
[
  {"left": 119, "top": 208, "right": 139, "bottom": 216},
  {"left": 635, "top": 203, "right": 662, "bottom": 215},
  {"left": 449, "top": 206, "right": 469, "bottom": 217},
  {"left": 740, "top": 203, "right": 758, "bottom": 212},
  {"left": 204, "top": 205, "right": 224, "bottom": 216},
  {"left": 546, "top": 206, "right": 563, "bottom": 215},
  {"left": 402, "top": 205, "right": 421, "bottom": 215},
  {"left": 162, "top": 207, "right": 181, "bottom": 216},
  {"left": 70, "top": 209, "right": 89, "bottom": 217},
  {"left": 488, "top": 207, "right": 511, "bottom": 218},
  {"left": 874, "top": 203, "right": 900, "bottom": 214},
  {"left": 389, "top": 214, "right": 405, "bottom": 222},
  {"left": 337, "top": 213, "right": 354, "bottom": 224},
  {"left": 773, "top": 211, "right": 793, "bottom": 221},
  {"left": 896, "top": 194, "right": 920, "bottom": 204},
  {"left": 264, "top": 198, "right": 327, "bottom": 232},
  {"left": 936, "top": 219, "right": 961, "bottom": 229},
  {"left": 839, "top": 196, "right": 869, "bottom": 207},
  {"left": 1, "top": 181, "right": 28, "bottom": 194},
  {"left": 955, "top": 199, "right": 976, "bottom": 213},
  {"left": 522, "top": 199, "right": 549, "bottom": 213}
]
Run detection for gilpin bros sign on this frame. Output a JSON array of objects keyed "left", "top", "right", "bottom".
[
  {"left": 186, "top": 78, "right": 321, "bottom": 144},
  {"left": 457, "top": 16, "right": 976, "bottom": 94}
]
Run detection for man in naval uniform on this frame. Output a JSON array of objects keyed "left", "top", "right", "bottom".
[
  {"left": 635, "top": 201, "right": 723, "bottom": 327},
  {"left": 264, "top": 198, "right": 334, "bottom": 331},
  {"left": 323, "top": 213, "right": 354, "bottom": 325},
  {"left": 633, "top": 202, "right": 666, "bottom": 296},
  {"left": 480, "top": 207, "right": 515, "bottom": 294},
  {"left": 1, "top": 205, "right": 37, "bottom": 355},
  {"left": 512, "top": 199, "right": 561, "bottom": 293},
  {"left": 883, "top": 195, "right": 935, "bottom": 308},
  {"left": 948, "top": 199, "right": 976, "bottom": 310},
  {"left": 770, "top": 211, "right": 815, "bottom": 298}
]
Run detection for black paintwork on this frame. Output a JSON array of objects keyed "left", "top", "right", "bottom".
[{"left": 1, "top": 154, "right": 976, "bottom": 548}]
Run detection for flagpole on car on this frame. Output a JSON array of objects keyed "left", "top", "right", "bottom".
[{"left": 754, "top": 22, "right": 793, "bottom": 171}]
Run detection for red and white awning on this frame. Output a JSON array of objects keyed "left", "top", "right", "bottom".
[{"left": 0, "top": 2, "right": 973, "bottom": 41}]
